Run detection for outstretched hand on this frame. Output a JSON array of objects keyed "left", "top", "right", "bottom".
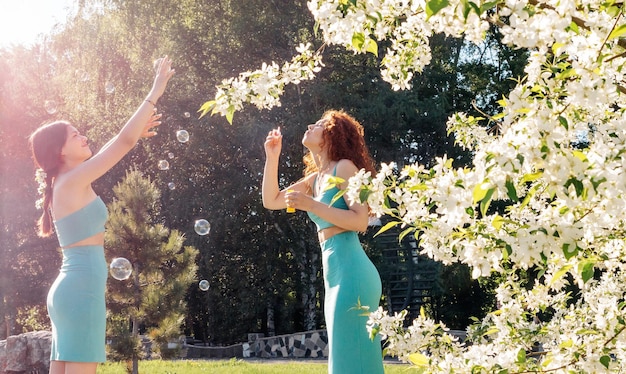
[
  {"left": 151, "top": 56, "right": 175, "bottom": 98},
  {"left": 264, "top": 127, "right": 282, "bottom": 159},
  {"left": 141, "top": 110, "right": 162, "bottom": 138}
]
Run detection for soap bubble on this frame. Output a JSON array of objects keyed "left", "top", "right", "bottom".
[
  {"left": 167, "top": 152, "right": 174, "bottom": 159},
  {"left": 176, "top": 130, "right": 189, "bottom": 143},
  {"left": 183, "top": 112, "right": 191, "bottom": 118},
  {"left": 110, "top": 257, "right": 132, "bottom": 280},
  {"left": 199, "top": 279, "right": 210, "bottom": 291},
  {"left": 194, "top": 219, "right": 210, "bottom": 235},
  {"left": 105, "top": 81, "right": 115, "bottom": 94},
  {"left": 44, "top": 100, "right": 57, "bottom": 114},
  {"left": 77, "top": 69, "right": 90, "bottom": 82},
  {"left": 167, "top": 182, "right": 176, "bottom": 190},
  {"left": 158, "top": 160, "right": 170, "bottom": 170}
]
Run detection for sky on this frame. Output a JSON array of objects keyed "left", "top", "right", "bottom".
[{"left": 0, "top": 0, "right": 76, "bottom": 48}]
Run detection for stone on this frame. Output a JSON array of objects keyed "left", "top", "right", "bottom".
[{"left": 0, "top": 331, "right": 51, "bottom": 374}]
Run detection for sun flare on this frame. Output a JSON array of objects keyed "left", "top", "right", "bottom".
[{"left": 0, "top": 1, "right": 75, "bottom": 48}]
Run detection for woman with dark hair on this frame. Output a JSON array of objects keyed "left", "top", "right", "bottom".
[
  {"left": 262, "top": 110, "right": 384, "bottom": 374},
  {"left": 29, "top": 57, "right": 174, "bottom": 374}
]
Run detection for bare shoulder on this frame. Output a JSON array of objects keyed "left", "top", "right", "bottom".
[
  {"left": 335, "top": 159, "right": 359, "bottom": 178},
  {"left": 52, "top": 174, "right": 96, "bottom": 217},
  {"left": 334, "top": 159, "right": 359, "bottom": 190}
]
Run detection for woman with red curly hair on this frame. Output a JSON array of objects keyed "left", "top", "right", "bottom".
[{"left": 262, "top": 110, "right": 384, "bottom": 374}]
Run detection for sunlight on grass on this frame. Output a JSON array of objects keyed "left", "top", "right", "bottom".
[{"left": 96, "top": 358, "right": 412, "bottom": 374}]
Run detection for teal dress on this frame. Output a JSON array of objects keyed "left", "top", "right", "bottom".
[
  {"left": 307, "top": 169, "right": 384, "bottom": 374},
  {"left": 49, "top": 196, "right": 108, "bottom": 362}
]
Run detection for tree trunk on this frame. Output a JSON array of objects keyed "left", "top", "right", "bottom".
[
  {"left": 266, "top": 301, "right": 275, "bottom": 337},
  {"left": 3, "top": 297, "right": 16, "bottom": 338},
  {"left": 132, "top": 264, "right": 141, "bottom": 374},
  {"left": 301, "top": 243, "right": 318, "bottom": 331}
]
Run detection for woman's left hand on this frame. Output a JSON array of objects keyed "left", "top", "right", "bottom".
[
  {"left": 141, "top": 111, "right": 162, "bottom": 138},
  {"left": 285, "top": 190, "right": 315, "bottom": 212}
]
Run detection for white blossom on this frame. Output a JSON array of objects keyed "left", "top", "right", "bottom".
[{"left": 203, "top": 0, "right": 626, "bottom": 371}]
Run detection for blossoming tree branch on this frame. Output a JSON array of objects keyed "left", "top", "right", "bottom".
[{"left": 201, "top": 0, "right": 626, "bottom": 372}]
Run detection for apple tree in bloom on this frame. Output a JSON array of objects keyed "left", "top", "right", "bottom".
[{"left": 201, "top": 0, "right": 626, "bottom": 372}]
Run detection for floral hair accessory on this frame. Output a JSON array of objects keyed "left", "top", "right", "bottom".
[{"left": 35, "top": 168, "right": 47, "bottom": 210}]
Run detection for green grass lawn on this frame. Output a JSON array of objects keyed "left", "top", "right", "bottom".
[{"left": 96, "top": 358, "right": 413, "bottom": 373}]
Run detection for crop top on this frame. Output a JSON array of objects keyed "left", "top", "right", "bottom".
[
  {"left": 306, "top": 166, "right": 349, "bottom": 232},
  {"left": 53, "top": 196, "right": 108, "bottom": 248}
]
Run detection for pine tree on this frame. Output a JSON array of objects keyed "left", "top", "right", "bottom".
[{"left": 104, "top": 169, "right": 198, "bottom": 373}]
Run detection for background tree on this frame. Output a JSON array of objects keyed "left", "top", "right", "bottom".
[{"left": 104, "top": 169, "right": 198, "bottom": 373}]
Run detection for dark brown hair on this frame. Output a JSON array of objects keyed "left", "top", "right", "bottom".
[
  {"left": 28, "top": 121, "right": 70, "bottom": 237},
  {"left": 303, "top": 110, "right": 376, "bottom": 177}
]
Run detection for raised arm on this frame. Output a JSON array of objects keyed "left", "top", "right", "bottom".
[
  {"left": 262, "top": 127, "right": 312, "bottom": 210},
  {"left": 64, "top": 56, "right": 175, "bottom": 187}
]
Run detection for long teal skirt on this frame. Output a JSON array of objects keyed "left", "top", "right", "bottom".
[
  {"left": 47, "top": 245, "right": 107, "bottom": 362},
  {"left": 321, "top": 231, "right": 384, "bottom": 374}
]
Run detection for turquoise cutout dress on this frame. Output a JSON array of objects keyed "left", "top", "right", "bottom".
[
  {"left": 49, "top": 196, "right": 108, "bottom": 362},
  {"left": 307, "top": 167, "right": 384, "bottom": 374}
]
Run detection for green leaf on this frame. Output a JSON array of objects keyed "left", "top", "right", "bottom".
[
  {"left": 352, "top": 32, "right": 365, "bottom": 50},
  {"left": 608, "top": 23, "right": 626, "bottom": 40},
  {"left": 461, "top": 0, "right": 480, "bottom": 19},
  {"left": 374, "top": 221, "right": 401, "bottom": 237},
  {"left": 503, "top": 244, "right": 512, "bottom": 260},
  {"left": 521, "top": 171, "right": 543, "bottom": 183},
  {"left": 572, "top": 150, "right": 587, "bottom": 162},
  {"left": 560, "top": 339, "right": 573, "bottom": 348},
  {"left": 398, "top": 226, "right": 414, "bottom": 241},
  {"left": 358, "top": 188, "right": 371, "bottom": 203},
  {"left": 198, "top": 100, "right": 216, "bottom": 118},
  {"left": 558, "top": 115, "right": 568, "bottom": 129},
  {"left": 225, "top": 105, "right": 235, "bottom": 124},
  {"left": 368, "top": 324, "right": 380, "bottom": 340},
  {"left": 579, "top": 260, "right": 595, "bottom": 283},
  {"left": 562, "top": 243, "right": 579, "bottom": 260},
  {"left": 325, "top": 176, "right": 346, "bottom": 190},
  {"left": 505, "top": 178, "right": 518, "bottom": 202},
  {"left": 520, "top": 184, "right": 540, "bottom": 209},
  {"left": 497, "top": 96, "right": 507, "bottom": 108},
  {"left": 600, "top": 355, "right": 611, "bottom": 369},
  {"left": 606, "top": 5, "right": 620, "bottom": 17},
  {"left": 576, "top": 328, "right": 600, "bottom": 335},
  {"left": 564, "top": 177, "right": 584, "bottom": 197},
  {"left": 365, "top": 39, "right": 378, "bottom": 56},
  {"left": 480, "top": 187, "right": 495, "bottom": 217},
  {"left": 517, "top": 348, "right": 527, "bottom": 364},
  {"left": 425, "top": 0, "right": 450, "bottom": 18},
  {"left": 552, "top": 42, "right": 565, "bottom": 54},
  {"left": 492, "top": 214, "right": 504, "bottom": 230},
  {"left": 472, "top": 182, "right": 490, "bottom": 204},
  {"left": 550, "top": 264, "right": 573, "bottom": 286},
  {"left": 480, "top": 1, "right": 498, "bottom": 14},
  {"left": 408, "top": 352, "right": 430, "bottom": 367},
  {"left": 482, "top": 327, "right": 499, "bottom": 336}
]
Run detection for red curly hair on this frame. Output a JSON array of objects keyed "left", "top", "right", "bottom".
[{"left": 303, "top": 110, "right": 376, "bottom": 177}]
